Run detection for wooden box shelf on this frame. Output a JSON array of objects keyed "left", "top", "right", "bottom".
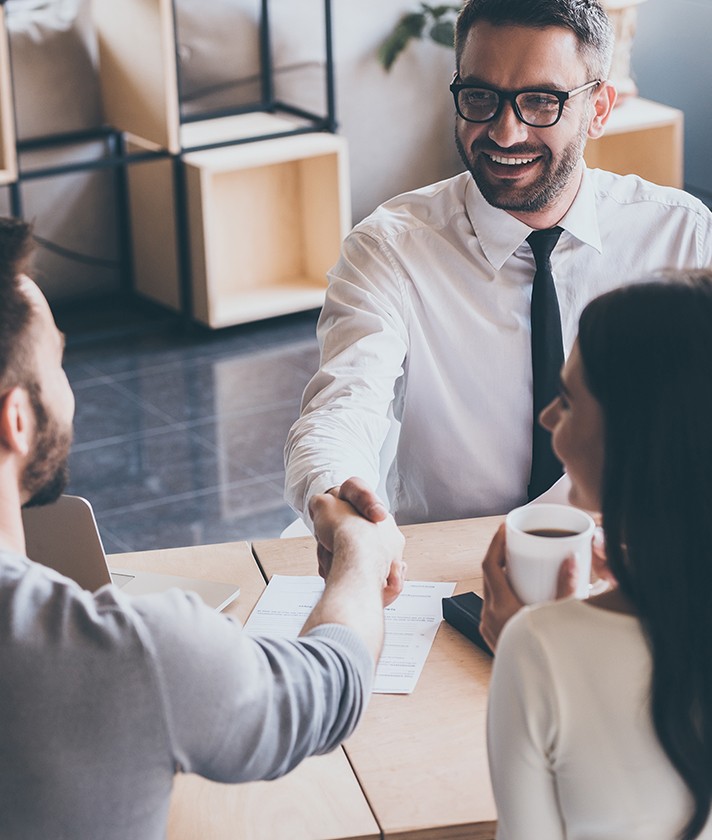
[
  {"left": 184, "top": 129, "right": 350, "bottom": 328},
  {"left": 93, "top": 0, "right": 180, "bottom": 154},
  {"left": 128, "top": 113, "right": 351, "bottom": 328},
  {"left": 92, "top": 0, "right": 348, "bottom": 328},
  {"left": 584, "top": 96, "right": 683, "bottom": 188},
  {"left": 0, "top": 4, "right": 17, "bottom": 186}
]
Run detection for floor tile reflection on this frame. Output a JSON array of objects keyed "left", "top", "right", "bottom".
[
  {"left": 192, "top": 403, "right": 302, "bottom": 478},
  {"left": 98, "top": 478, "right": 297, "bottom": 552},
  {"left": 112, "top": 344, "right": 314, "bottom": 425},
  {"left": 69, "top": 426, "right": 243, "bottom": 516},
  {"left": 71, "top": 379, "right": 174, "bottom": 444},
  {"left": 64, "top": 311, "right": 319, "bottom": 552}
]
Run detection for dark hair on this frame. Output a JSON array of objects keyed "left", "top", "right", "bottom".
[
  {"left": 0, "top": 218, "right": 36, "bottom": 395},
  {"left": 455, "top": 0, "right": 614, "bottom": 79},
  {"left": 578, "top": 271, "right": 712, "bottom": 840}
]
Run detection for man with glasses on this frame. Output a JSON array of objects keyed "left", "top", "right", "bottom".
[{"left": 285, "top": 0, "right": 712, "bottom": 530}]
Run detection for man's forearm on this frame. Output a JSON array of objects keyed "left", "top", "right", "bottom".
[
  {"left": 284, "top": 407, "right": 386, "bottom": 519},
  {"left": 301, "top": 539, "right": 385, "bottom": 664},
  {"left": 285, "top": 244, "right": 408, "bottom": 519}
]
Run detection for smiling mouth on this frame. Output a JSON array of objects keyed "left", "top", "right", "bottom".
[{"left": 486, "top": 153, "right": 540, "bottom": 166}]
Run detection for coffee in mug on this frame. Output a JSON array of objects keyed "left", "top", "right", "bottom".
[
  {"left": 505, "top": 504, "right": 596, "bottom": 604},
  {"left": 524, "top": 528, "right": 579, "bottom": 538}
]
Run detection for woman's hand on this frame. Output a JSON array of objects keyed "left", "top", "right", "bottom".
[{"left": 480, "top": 524, "right": 577, "bottom": 651}]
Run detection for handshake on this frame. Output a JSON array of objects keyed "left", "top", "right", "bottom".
[
  {"left": 310, "top": 478, "right": 612, "bottom": 653},
  {"left": 309, "top": 477, "right": 407, "bottom": 608}
]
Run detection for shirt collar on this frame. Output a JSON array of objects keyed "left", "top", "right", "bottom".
[
  {"left": 464, "top": 164, "right": 603, "bottom": 269},
  {"left": 557, "top": 166, "right": 602, "bottom": 254}
]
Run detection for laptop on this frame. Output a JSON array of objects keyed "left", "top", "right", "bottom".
[{"left": 21, "top": 495, "right": 240, "bottom": 611}]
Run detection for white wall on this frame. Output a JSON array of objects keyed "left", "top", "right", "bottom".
[{"left": 331, "top": 0, "right": 463, "bottom": 222}]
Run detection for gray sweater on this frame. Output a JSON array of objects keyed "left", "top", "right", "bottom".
[{"left": 0, "top": 550, "right": 373, "bottom": 839}]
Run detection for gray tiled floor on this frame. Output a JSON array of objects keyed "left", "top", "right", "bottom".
[{"left": 62, "top": 311, "right": 320, "bottom": 554}]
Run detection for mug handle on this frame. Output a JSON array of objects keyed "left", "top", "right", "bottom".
[
  {"left": 589, "top": 526, "right": 613, "bottom": 596},
  {"left": 588, "top": 577, "right": 611, "bottom": 597}
]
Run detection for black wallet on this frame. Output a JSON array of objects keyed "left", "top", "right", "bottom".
[{"left": 442, "top": 591, "right": 493, "bottom": 657}]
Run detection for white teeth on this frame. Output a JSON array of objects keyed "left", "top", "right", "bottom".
[{"left": 488, "top": 154, "right": 536, "bottom": 165}]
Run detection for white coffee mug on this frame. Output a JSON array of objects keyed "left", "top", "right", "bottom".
[{"left": 505, "top": 503, "right": 596, "bottom": 604}]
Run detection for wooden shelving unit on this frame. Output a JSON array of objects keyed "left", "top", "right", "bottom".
[
  {"left": 584, "top": 96, "right": 683, "bottom": 188},
  {"left": 93, "top": 0, "right": 181, "bottom": 155},
  {"left": 91, "top": 0, "right": 349, "bottom": 328},
  {"left": 128, "top": 114, "right": 350, "bottom": 327},
  {"left": 183, "top": 128, "right": 349, "bottom": 328},
  {"left": 0, "top": 0, "right": 345, "bottom": 333},
  {"left": 0, "top": 4, "right": 16, "bottom": 186}
]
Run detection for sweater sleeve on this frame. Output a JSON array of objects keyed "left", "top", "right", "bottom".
[
  {"left": 132, "top": 590, "right": 374, "bottom": 783},
  {"left": 487, "top": 609, "right": 566, "bottom": 840}
]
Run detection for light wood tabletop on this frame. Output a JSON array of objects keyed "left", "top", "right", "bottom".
[
  {"left": 253, "top": 515, "right": 505, "bottom": 840},
  {"left": 108, "top": 541, "right": 380, "bottom": 840}
]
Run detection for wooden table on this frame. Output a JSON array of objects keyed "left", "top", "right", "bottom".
[
  {"left": 108, "top": 542, "right": 380, "bottom": 840},
  {"left": 253, "top": 515, "right": 504, "bottom": 840}
]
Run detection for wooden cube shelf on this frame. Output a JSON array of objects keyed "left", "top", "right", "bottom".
[
  {"left": 584, "top": 96, "right": 683, "bottom": 188},
  {"left": 185, "top": 130, "right": 350, "bottom": 328},
  {"left": 0, "top": 4, "right": 17, "bottom": 186},
  {"left": 93, "top": 0, "right": 180, "bottom": 153},
  {"left": 128, "top": 113, "right": 351, "bottom": 328}
]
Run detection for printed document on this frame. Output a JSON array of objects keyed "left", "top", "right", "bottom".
[{"left": 244, "top": 575, "right": 455, "bottom": 694}]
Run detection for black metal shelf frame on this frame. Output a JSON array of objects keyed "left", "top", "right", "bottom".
[{"left": 3, "top": 0, "right": 337, "bottom": 332}]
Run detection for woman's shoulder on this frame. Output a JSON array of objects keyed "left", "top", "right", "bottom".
[{"left": 502, "top": 597, "right": 641, "bottom": 652}]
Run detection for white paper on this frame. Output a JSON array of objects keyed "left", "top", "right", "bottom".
[{"left": 244, "top": 575, "right": 455, "bottom": 694}]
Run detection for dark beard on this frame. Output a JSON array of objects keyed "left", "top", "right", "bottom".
[
  {"left": 22, "top": 464, "right": 69, "bottom": 509},
  {"left": 21, "top": 383, "right": 72, "bottom": 509},
  {"left": 455, "top": 121, "right": 587, "bottom": 213}
]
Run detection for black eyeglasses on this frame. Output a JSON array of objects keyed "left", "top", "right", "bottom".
[{"left": 449, "top": 78, "right": 601, "bottom": 128}]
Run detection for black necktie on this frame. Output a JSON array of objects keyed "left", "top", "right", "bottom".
[{"left": 527, "top": 227, "right": 564, "bottom": 500}]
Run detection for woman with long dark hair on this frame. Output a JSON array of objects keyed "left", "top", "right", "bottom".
[{"left": 484, "top": 271, "right": 712, "bottom": 839}]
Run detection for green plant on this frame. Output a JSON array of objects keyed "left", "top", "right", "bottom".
[{"left": 378, "top": 3, "right": 461, "bottom": 72}]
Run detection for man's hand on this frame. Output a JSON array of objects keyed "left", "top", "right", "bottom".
[
  {"left": 328, "top": 477, "right": 388, "bottom": 523},
  {"left": 480, "top": 525, "right": 577, "bottom": 651},
  {"left": 309, "top": 492, "right": 406, "bottom": 607},
  {"left": 303, "top": 493, "right": 405, "bottom": 661}
]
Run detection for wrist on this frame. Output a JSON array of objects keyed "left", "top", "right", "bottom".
[{"left": 327, "top": 531, "right": 387, "bottom": 591}]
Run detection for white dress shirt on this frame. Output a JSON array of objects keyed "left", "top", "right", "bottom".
[
  {"left": 487, "top": 600, "right": 712, "bottom": 840},
  {"left": 285, "top": 166, "right": 712, "bottom": 524}
]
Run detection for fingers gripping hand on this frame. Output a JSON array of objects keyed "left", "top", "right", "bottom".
[
  {"left": 310, "top": 493, "right": 363, "bottom": 575},
  {"left": 556, "top": 556, "right": 578, "bottom": 598},
  {"left": 335, "top": 477, "right": 388, "bottom": 522},
  {"left": 316, "top": 477, "right": 388, "bottom": 586},
  {"left": 383, "top": 557, "right": 407, "bottom": 607},
  {"left": 481, "top": 525, "right": 523, "bottom": 651},
  {"left": 310, "top": 492, "right": 406, "bottom": 606},
  {"left": 367, "top": 515, "right": 407, "bottom": 606},
  {"left": 314, "top": 478, "right": 386, "bottom": 578}
]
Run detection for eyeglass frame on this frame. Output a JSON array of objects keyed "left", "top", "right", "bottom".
[{"left": 449, "top": 77, "right": 601, "bottom": 128}]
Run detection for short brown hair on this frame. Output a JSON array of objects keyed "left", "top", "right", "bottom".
[
  {"left": 455, "top": 0, "right": 614, "bottom": 79},
  {"left": 0, "top": 218, "right": 37, "bottom": 395}
]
